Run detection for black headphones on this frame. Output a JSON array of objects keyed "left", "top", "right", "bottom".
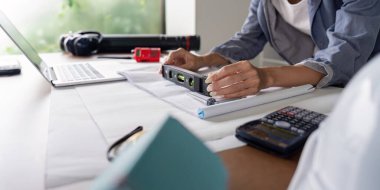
[{"left": 60, "top": 31, "right": 102, "bottom": 56}]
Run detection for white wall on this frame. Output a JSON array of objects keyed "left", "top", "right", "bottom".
[
  {"left": 195, "top": 0, "right": 251, "bottom": 54},
  {"left": 166, "top": 0, "right": 249, "bottom": 53},
  {"left": 165, "top": 0, "right": 196, "bottom": 35},
  {"left": 166, "top": 0, "right": 286, "bottom": 66}
]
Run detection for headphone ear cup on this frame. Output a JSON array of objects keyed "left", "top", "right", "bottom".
[
  {"left": 63, "top": 35, "right": 75, "bottom": 54},
  {"left": 72, "top": 35, "right": 100, "bottom": 56},
  {"left": 73, "top": 37, "right": 91, "bottom": 56},
  {"left": 59, "top": 34, "right": 68, "bottom": 51},
  {"left": 65, "top": 35, "right": 78, "bottom": 55}
]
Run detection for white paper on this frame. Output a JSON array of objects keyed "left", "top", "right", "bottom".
[
  {"left": 47, "top": 88, "right": 109, "bottom": 189},
  {"left": 119, "top": 68, "right": 315, "bottom": 119}
]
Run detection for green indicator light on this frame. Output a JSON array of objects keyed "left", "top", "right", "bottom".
[{"left": 177, "top": 73, "right": 185, "bottom": 82}]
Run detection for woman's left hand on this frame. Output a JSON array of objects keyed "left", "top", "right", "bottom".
[{"left": 205, "top": 61, "right": 271, "bottom": 99}]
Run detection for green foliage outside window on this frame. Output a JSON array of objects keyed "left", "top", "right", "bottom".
[{"left": 3, "top": 0, "right": 163, "bottom": 53}]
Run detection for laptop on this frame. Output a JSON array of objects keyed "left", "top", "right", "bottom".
[{"left": 0, "top": 10, "right": 126, "bottom": 87}]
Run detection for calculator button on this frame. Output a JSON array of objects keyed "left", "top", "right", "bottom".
[
  {"left": 292, "top": 109, "right": 302, "bottom": 114},
  {"left": 286, "top": 112, "right": 295, "bottom": 117},
  {"left": 309, "top": 112, "right": 318, "bottom": 116},
  {"left": 267, "top": 119, "right": 275, "bottom": 124},
  {"left": 296, "top": 113, "right": 308, "bottom": 119},
  {"left": 274, "top": 121, "right": 291, "bottom": 129},
  {"left": 303, "top": 117, "right": 313, "bottom": 122},
  {"left": 297, "top": 129, "right": 305, "bottom": 135},
  {"left": 311, "top": 119, "right": 321, "bottom": 125},
  {"left": 290, "top": 127, "right": 298, "bottom": 132},
  {"left": 306, "top": 124, "right": 316, "bottom": 130}
]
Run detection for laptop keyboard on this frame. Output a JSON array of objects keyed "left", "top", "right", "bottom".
[{"left": 56, "top": 63, "right": 105, "bottom": 82}]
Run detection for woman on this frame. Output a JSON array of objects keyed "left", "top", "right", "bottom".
[{"left": 164, "top": 0, "right": 380, "bottom": 99}]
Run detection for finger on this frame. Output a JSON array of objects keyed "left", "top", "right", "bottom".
[
  {"left": 210, "top": 78, "right": 260, "bottom": 97},
  {"left": 163, "top": 55, "right": 170, "bottom": 64},
  {"left": 164, "top": 48, "right": 186, "bottom": 65},
  {"left": 206, "top": 61, "right": 253, "bottom": 83},
  {"left": 222, "top": 86, "right": 261, "bottom": 99},
  {"left": 210, "top": 70, "right": 258, "bottom": 91},
  {"left": 164, "top": 51, "right": 180, "bottom": 65}
]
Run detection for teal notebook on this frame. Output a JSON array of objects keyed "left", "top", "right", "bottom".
[{"left": 92, "top": 116, "right": 228, "bottom": 190}]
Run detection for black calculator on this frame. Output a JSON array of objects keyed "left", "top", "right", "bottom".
[{"left": 235, "top": 106, "right": 326, "bottom": 157}]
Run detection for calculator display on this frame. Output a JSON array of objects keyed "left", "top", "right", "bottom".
[{"left": 250, "top": 123, "right": 297, "bottom": 141}]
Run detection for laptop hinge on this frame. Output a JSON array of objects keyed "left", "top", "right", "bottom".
[{"left": 48, "top": 67, "right": 57, "bottom": 81}]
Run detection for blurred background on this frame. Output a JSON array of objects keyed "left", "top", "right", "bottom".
[
  {"left": 0, "top": 0, "right": 285, "bottom": 66},
  {"left": 0, "top": 0, "right": 164, "bottom": 54}
]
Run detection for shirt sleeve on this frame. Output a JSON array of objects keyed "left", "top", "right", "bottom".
[
  {"left": 308, "top": 0, "right": 380, "bottom": 87},
  {"left": 211, "top": 0, "right": 267, "bottom": 61},
  {"left": 296, "top": 58, "right": 334, "bottom": 88}
]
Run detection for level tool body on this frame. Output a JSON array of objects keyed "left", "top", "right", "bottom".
[{"left": 162, "top": 65, "right": 210, "bottom": 96}]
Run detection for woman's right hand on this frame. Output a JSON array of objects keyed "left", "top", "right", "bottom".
[{"left": 164, "top": 48, "right": 202, "bottom": 71}]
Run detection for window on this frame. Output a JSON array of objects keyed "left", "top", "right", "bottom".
[{"left": 0, "top": 0, "right": 164, "bottom": 54}]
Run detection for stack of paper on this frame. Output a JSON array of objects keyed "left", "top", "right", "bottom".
[{"left": 119, "top": 66, "right": 315, "bottom": 119}]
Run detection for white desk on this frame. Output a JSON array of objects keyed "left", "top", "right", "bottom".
[
  {"left": 0, "top": 53, "right": 343, "bottom": 190},
  {"left": 0, "top": 53, "right": 99, "bottom": 190},
  {"left": 0, "top": 55, "right": 51, "bottom": 190}
]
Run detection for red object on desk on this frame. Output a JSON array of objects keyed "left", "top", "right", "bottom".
[{"left": 133, "top": 47, "right": 161, "bottom": 62}]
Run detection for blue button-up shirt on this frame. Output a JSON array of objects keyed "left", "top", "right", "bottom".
[{"left": 212, "top": 0, "right": 380, "bottom": 87}]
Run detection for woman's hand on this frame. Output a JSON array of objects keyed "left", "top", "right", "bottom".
[
  {"left": 205, "top": 61, "right": 272, "bottom": 99},
  {"left": 164, "top": 48, "right": 231, "bottom": 72},
  {"left": 205, "top": 61, "right": 326, "bottom": 99},
  {"left": 164, "top": 48, "right": 202, "bottom": 71}
]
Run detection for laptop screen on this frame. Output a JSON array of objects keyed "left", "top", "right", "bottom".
[{"left": 0, "top": 10, "right": 44, "bottom": 69}]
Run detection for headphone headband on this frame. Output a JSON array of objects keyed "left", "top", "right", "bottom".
[{"left": 78, "top": 31, "right": 102, "bottom": 37}]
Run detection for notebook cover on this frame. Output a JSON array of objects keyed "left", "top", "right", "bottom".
[{"left": 92, "top": 116, "right": 227, "bottom": 190}]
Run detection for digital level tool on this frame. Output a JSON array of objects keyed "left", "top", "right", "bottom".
[
  {"left": 133, "top": 47, "right": 161, "bottom": 62},
  {"left": 162, "top": 65, "right": 210, "bottom": 96}
]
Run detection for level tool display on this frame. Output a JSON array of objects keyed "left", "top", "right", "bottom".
[{"left": 162, "top": 65, "right": 210, "bottom": 96}]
